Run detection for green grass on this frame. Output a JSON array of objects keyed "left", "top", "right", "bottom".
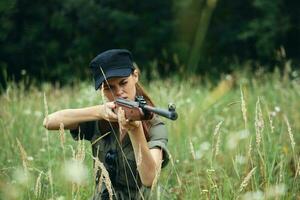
[{"left": 1, "top": 68, "right": 300, "bottom": 199}]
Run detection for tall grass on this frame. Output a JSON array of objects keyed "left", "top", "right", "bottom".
[{"left": 0, "top": 66, "right": 299, "bottom": 199}]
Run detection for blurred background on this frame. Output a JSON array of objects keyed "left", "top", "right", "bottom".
[
  {"left": 0, "top": 0, "right": 299, "bottom": 88},
  {"left": 1, "top": 1, "right": 300, "bottom": 199}
]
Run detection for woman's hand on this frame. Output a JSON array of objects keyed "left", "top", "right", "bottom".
[
  {"left": 99, "top": 102, "right": 118, "bottom": 122},
  {"left": 117, "top": 107, "right": 141, "bottom": 133}
]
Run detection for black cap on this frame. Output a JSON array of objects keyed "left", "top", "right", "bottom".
[{"left": 90, "top": 49, "right": 134, "bottom": 90}]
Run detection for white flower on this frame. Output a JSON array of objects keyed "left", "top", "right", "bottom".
[
  {"left": 56, "top": 196, "right": 66, "bottom": 200},
  {"left": 265, "top": 184, "right": 286, "bottom": 198},
  {"left": 34, "top": 111, "right": 42, "bottom": 117},
  {"left": 194, "top": 150, "right": 202, "bottom": 160},
  {"left": 270, "top": 111, "right": 276, "bottom": 117},
  {"left": 274, "top": 106, "right": 281, "bottom": 113},
  {"left": 13, "top": 168, "right": 30, "bottom": 185},
  {"left": 227, "top": 135, "right": 239, "bottom": 150},
  {"left": 200, "top": 142, "right": 210, "bottom": 151},
  {"left": 225, "top": 74, "right": 232, "bottom": 81},
  {"left": 21, "top": 69, "right": 26, "bottom": 75},
  {"left": 235, "top": 155, "right": 246, "bottom": 165},
  {"left": 241, "top": 191, "right": 264, "bottom": 200},
  {"left": 292, "top": 71, "right": 298, "bottom": 78},
  {"left": 238, "top": 129, "right": 249, "bottom": 139},
  {"left": 24, "top": 109, "right": 31, "bottom": 115},
  {"left": 27, "top": 156, "right": 34, "bottom": 161},
  {"left": 62, "top": 160, "right": 88, "bottom": 185}
]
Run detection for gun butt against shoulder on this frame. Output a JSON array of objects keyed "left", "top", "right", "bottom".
[{"left": 114, "top": 96, "right": 178, "bottom": 121}]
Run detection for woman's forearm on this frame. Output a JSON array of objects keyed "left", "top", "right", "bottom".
[
  {"left": 128, "top": 126, "right": 160, "bottom": 187},
  {"left": 43, "top": 105, "right": 102, "bottom": 130}
]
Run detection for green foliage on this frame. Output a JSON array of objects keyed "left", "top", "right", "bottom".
[
  {"left": 1, "top": 67, "right": 300, "bottom": 199},
  {"left": 1, "top": 0, "right": 300, "bottom": 86},
  {"left": 0, "top": 0, "right": 173, "bottom": 84}
]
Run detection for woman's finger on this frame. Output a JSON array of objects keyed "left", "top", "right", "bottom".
[
  {"left": 106, "top": 102, "right": 116, "bottom": 109},
  {"left": 107, "top": 109, "right": 118, "bottom": 120}
]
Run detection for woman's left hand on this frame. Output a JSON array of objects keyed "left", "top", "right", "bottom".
[{"left": 117, "top": 107, "right": 141, "bottom": 133}]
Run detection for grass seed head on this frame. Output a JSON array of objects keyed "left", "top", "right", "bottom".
[{"left": 239, "top": 167, "right": 256, "bottom": 192}]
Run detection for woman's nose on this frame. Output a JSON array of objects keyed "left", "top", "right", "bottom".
[{"left": 114, "top": 86, "right": 124, "bottom": 96}]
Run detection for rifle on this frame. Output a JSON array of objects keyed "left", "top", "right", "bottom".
[{"left": 114, "top": 96, "right": 178, "bottom": 121}]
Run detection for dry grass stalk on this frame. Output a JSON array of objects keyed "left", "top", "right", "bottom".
[
  {"left": 247, "top": 137, "right": 252, "bottom": 159},
  {"left": 295, "top": 159, "right": 300, "bottom": 179},
  {"left": 69, "top": 145, "right": 76, "bottom": 160},
  {"left": 156, "top": 185, "right": 161, "bottom": 200},
  {"left": 59, "top": 123, "right": 66, "bottom": 160},
  {"left": 283, "top": 115, "right": 295, "bottom": 152},
  {"left": 43, "top": 92, "right": 50, "bottom": 153},
  {"left": 151, "top": 156, "right": 162, "bottom": 193},
  {"left": 189, "top": 139, "right": 196, "bottom": 160},
  {"left": 43, "top": 92, "right": 49, "bottom": 117},
  {"left": 213, "top": 120, "right": 223, "bottom": 136},
  {"left": 169, "top": 153, "right": 182, "bottom": 187},
  {"left": 34, "top": 172, "right": 43, "bottom": 198},
  {"left": 94, "top": 157, "right": 113, "bottom": 200},
  {"left": 279, "top": 155, "right": 283, "bottom": 183},
  {"left": 255, "top": 97, "right": 264, "bottom": 147},
  {"left": 48, "top": 169, "right": 54, "bottom": 198},
  {"left": 91, "top": 131, "right": 111, "bottom": 146},
  {"left": 214, "top": 121, "right": 223, "bottom": 156},
  {"left": 75, "top": 139, "right": 85, "bottom": 162},
  {"left": 240, "top": 86, "right": 248, "bottom": 129},
  {"left": 239, "top": 167, "right": 256, "bottom": 192},
  {"left": 93, "top": 157, "right": 103, "bottom": 192},
  {"left": 59, "top": 123, "right": 65, "bottom": 146},
  {"left": 137, "top": 144, "right": 142, "bottom": 167},
  {"left": 268, "top": 111, "right": 275, "bottom": 134},
  {"left": 16, "top": 138, "right": 28, "bottom": 171}
]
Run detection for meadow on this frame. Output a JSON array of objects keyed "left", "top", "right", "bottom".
[{"left": 0, "top": 66, "right": 300, "bottom": 199}]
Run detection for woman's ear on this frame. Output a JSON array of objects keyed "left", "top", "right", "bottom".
[{"left": 132, "top": 69, "right": 139, "bottom": 83}]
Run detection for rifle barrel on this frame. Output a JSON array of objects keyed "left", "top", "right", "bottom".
[{"left": 143, "top": 105, "right": 178, "bottom": 120}]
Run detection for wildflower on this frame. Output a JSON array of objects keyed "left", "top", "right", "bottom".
[
  {"left": 62, "top": 160, "right": 88, "bottom": 185},
  {"left": 34, "top": 111, "right": 42, "bottom": 117},
  {"left": 270, "top": 111, "right": 276, "bottom": 117},
  {"left": 265, "top": 184, "right": 286, "bottom": 198},
  {"left": 235, "top": 155, "right": 246, "bottom": 165},
  {"left": 13, "top": 168, "right": 30, "bottom": 185},
  {"left": 200, "top": 142, "right": 211, "bottom": 151},
  {"left": 24, "top": 109, "right": 32, "bottom": 115},
  {"left": 241, "top": 190, "right": 263, "bottom": 200},
  {"left": 274, "top": 106, "right": 281, "bottom": 113},
  {"left": 239, "top": 129, "right": 249, "bottom": 139},
  {"left": 27, "top": 156, "right": 34, "bottom": 161}
]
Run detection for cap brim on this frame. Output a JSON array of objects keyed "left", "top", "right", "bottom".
[{"left": 95, "top": 68, "right": 132, "bottom": 90}]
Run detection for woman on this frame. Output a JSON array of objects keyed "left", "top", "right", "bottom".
[{"left": 43, "top": 49, "right": 169, "bottom": 199}]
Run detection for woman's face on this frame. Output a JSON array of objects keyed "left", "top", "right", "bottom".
[{"left": 101, "top": 69, "right": 139, "bottom": 101}]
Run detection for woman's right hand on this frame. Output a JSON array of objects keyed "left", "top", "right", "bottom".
[{"left": 99, "top": 102, "right": 118, "bottom": 122}]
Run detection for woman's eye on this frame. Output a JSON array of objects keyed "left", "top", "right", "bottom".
[{"left": 121, "top": 81, "right": 127, "bottom": 86}]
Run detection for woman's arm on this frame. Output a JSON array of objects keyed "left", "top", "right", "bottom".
[
  {"left": 43, "top": 103, "right": 118, "bottom": 130},
  {"left": 118, "top": 108, "right": 163, "bottom": 187},
  {"left": 128, "top": 125, "right": 162, "bottom": 187}
]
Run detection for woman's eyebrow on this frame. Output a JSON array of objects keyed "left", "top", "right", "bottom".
[
  {"left": 119, "top": 78, "right": 128, "bottom": 83},
  {"left": 103, "top": 83, "right": 112, "bottom": 88}
]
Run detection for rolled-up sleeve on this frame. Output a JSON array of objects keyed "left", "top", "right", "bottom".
[
  {"left": 69, "top": 121, "right": 96, "bottom": 141},
  {"left": 148, "top": 121, "right": 169, "bottom": 168}
]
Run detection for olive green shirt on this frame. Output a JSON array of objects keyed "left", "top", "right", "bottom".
[{"left": 70, "top": 116, "right": 169, "bottom": 200}]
